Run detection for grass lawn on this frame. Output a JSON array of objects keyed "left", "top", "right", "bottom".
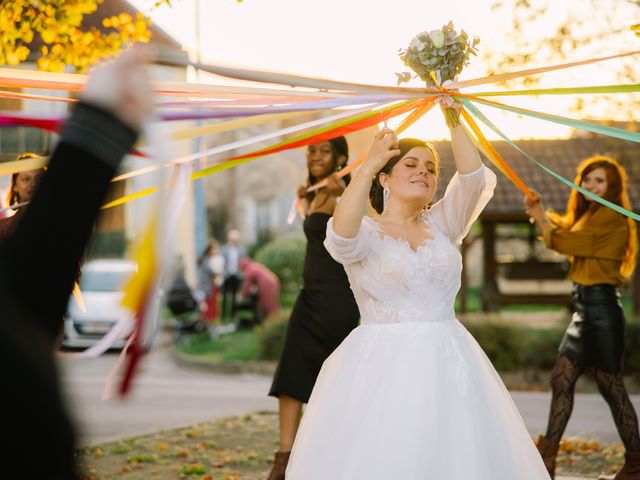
[
  {"left": 76, "top": 411, "right": 629, "bottom": 480},
  {"left": 77, "top": 412, "right": 278, "bottom": 480},
  {"left": 175, "top": 330, "right": 261, "bottom": 363}
]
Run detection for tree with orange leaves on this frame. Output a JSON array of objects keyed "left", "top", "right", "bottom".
[{"left": 0, "top": 0, "right": 170, "bottom": 72}]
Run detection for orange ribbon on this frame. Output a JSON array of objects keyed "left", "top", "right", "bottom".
[
  {"left": 460, "top": 107, "right": 536, "bottom": 201},
  {"left": 308, "top": 97, "right": 437, "bottom": 192}
]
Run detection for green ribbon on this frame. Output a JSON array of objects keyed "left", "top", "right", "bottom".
[
  {"left": 192, "top": 98, "right": 419, "bottom": 181},
  {"left": 471, "top": 83, "right": 640, "bottom": 97},
  {"left": 466, "top": 97, "right": 640, "bottom": 144},
  {"left": 463, "top": 99, "right": 640, "bottom": 222}
]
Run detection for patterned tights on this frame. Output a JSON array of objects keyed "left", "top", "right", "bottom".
[{"left": 544, "top": 354, "right": 640, "bottom": 452}]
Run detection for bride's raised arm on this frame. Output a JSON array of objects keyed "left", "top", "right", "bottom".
[
  {"left": 426, "top": 104, "right": 496, "bottom": 244},
  {"left": 445, "top": 103, "right": 481, "bottom": 174},
  {"left": 331, "top": 128, "right": 400, "bottom": 238}
]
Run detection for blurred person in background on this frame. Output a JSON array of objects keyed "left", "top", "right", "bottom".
[
  {"left": 0, "top": 155, "right": 46, "bottom": 241},
  {"left": 0, "top": 46, "right": 154, "bottom": 480},
  {"left": 220, "top": 228, "right": 247, "bottom": 320},
  {"left": 236, "top": 256, "right": 280, "bottom": 326}
]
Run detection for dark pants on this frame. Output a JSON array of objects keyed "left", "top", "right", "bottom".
[
  {"left": 221, "top": 274, "right": 241, "bottom": 319},
  {"left": 235, "top": 293, "right": 262, "bottom": 328}
]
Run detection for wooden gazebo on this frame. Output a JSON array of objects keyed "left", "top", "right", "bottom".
[{"left": 432, "top": 136, "right": 640, "bottom": 314}]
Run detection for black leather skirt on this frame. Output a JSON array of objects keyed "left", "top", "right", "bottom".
[{"left": 559, "top": 283, "right": 625, "bottom": 373}]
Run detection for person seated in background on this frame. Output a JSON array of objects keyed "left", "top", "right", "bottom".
[{"left": 236, "top": 256, "right": 280, "bottom": 327}]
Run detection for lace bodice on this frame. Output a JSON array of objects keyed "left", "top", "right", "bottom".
[{"left": 324, "top": 165, "right": 496, "bottom": 325}]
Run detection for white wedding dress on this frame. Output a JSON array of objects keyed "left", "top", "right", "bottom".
[{"left": 286, "top": 165, "right": 551, "bottom": 479}]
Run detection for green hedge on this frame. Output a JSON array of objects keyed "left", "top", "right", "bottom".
[
  {"left": 464, "top": 323, "right": 564, "bottom": 372},
  {"left": 256, "top": 308, "right": 291, "bottom": 361},
  {"left": 256, "top": 314, "right": 640, "bottom": 377},
  {"left": 254, "top": 237, "right": 305, "bottom": 295},
  {"left": 86, "top": 230, "right": 126, "bottom": 258},
  {"left": 467, "top": 321, "right": 640, "bottom": 375}
]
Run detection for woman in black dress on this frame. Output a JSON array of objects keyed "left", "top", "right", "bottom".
[{"left": 266, "top": 136, "right": 360, "bottom": 480}]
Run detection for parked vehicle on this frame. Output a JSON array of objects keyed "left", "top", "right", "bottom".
[{"left": 62, "top": 259, "right": 137, "bottom": 349}]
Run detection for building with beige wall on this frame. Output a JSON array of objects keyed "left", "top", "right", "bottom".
[{"left": 0, "top": 0, "right": 200, "bottom": 284}]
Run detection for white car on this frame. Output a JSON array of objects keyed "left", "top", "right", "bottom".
[{"left": 62, "top": 259, "right": 137, "bottom": 349}]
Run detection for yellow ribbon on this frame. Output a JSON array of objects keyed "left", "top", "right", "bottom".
[
  {"left": 121, "top": 215, "right": 157, "bottom": 312},
  {"left": 134, "top": 110, "right": 309, "bottom": 147},
  {"left": 101, "top": 187, "right": 158, "bottom": 210},
  {"left": 72, "top": 282, "right": 86, "bottom": 312}
]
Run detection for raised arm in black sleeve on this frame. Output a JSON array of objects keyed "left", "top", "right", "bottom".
[
  {"left": 3, "top": 102, "right": 138, "bottom": 341},
  {"left": 0, "top": 101, "right": 138, "bottom": 480}
]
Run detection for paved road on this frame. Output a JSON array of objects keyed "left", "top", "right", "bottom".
[
  {"left": 60, "top": 339, "right": 275, "bottom": 446},
  {"left": 514, "top": 390, "right": 640, "bottom": 444},
  {"left": 60, "top": 337, "right": 639, "bottom": 448}
]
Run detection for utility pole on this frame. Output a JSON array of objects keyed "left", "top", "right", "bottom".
[{"left": 193, "top": 0, "right": 208, "bottom": 258}]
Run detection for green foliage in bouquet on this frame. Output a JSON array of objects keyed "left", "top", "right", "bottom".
[
  {"left": 397, "top": 22, "right": 479, "bottom": 87},
  {"left": 397, "top": 22, "right": 479, "bottom": 127}
]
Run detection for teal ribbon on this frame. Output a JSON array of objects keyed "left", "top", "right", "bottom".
[
  {"left": 463, "top": 99, "right": 640, "bottom": 222},
  {"left": 466, "top": 97, "right": 640, "bottom": 144},
  {"left": 471, "top": 83, "right": 640, "bottom": 97}
]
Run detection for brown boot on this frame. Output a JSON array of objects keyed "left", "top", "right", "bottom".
[
  {"left": 265, "top": 450, "right": 290, "bottom": 480},
  {"left": 536, "top": 435, "right": 559, "bottom": 479},
  {"left": 599, "top": 451, "right": 640, "bottom": 480}
]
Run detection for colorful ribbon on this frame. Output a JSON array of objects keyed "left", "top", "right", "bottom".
[
  {"left": 463, "top": 99, "right": 640, "bottom": 222},
  {"left": 114, "top": 101, "right": 390, "bottom": 182},
  {"left": 458, "top": 93, "right": 640, "bottom": 144},
  {"left": 1, "top": 45, "right": 638, "bottom": 219},
  {"left": 470, "top": 83, "right": 640, "bottom": 98},
  {"left": 460, "top": 107, "right": 536, "bottom": 202}
]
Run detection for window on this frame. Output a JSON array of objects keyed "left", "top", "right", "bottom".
[{"left": 0, "top": 127, "right": 50, "bottom": 155}]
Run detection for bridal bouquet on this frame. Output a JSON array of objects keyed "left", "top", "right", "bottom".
[{"left": 397, "top": 22, "right": 479, "bottom": 127}]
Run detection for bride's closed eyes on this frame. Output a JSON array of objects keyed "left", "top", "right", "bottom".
[{"left": 401, "top": 158, "right": 436, "bottom": 174}]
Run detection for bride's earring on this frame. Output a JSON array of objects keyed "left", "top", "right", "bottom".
[{"left": 383, "top": 186, "right": 390, "bottom": 212}]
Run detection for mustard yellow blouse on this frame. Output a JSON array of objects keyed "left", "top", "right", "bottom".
[{"left": 543, "top": 206, "right": 628, "bottom": 286}]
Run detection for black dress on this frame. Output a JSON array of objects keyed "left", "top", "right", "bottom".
[{"left": 269, "top": 212, "right": 360, "bottom": 402}]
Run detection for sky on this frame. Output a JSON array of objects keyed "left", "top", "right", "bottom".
[{"left": 130, "top": 0, "right": 638, "bottom": 140}]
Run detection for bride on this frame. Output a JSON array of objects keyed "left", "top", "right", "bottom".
[{"left": 285, "top": 104, "right": 551, "bottom": 479}]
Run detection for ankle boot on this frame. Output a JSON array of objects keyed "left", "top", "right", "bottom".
[
  {"left": 536, "top": 435, "right": 560, "bottom": 479},
  {"left": 265, "top": 450, "right": 290, "bottom": 480},
  {"left": 599, "top": 451, "right": 640, "bottom": 480}
]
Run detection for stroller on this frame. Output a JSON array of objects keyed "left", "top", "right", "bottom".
[{"left": 166, "top": 276, "right": 210, "bottom": 346}]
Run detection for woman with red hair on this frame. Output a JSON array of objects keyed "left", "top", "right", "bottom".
[{"left": 525, "top": 155, "right": 639, "bottom": 480}]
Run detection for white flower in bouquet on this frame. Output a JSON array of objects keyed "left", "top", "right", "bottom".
[
  {"left": 397, "top": 22, "right": 480, "bottom": 126},
  {"left": 428, "top": 29, "right": 446, "bottom": 49},
  {"left": 409, "top": 36, "right": 426, "bottom": 51}
]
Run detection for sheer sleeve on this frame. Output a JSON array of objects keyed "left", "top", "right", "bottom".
[
  {"left": 427, "top": 164, "right": 496, "bottom": 244},
  {"left": 324, "top": 216, "right": 373, "bottom": 265}
]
